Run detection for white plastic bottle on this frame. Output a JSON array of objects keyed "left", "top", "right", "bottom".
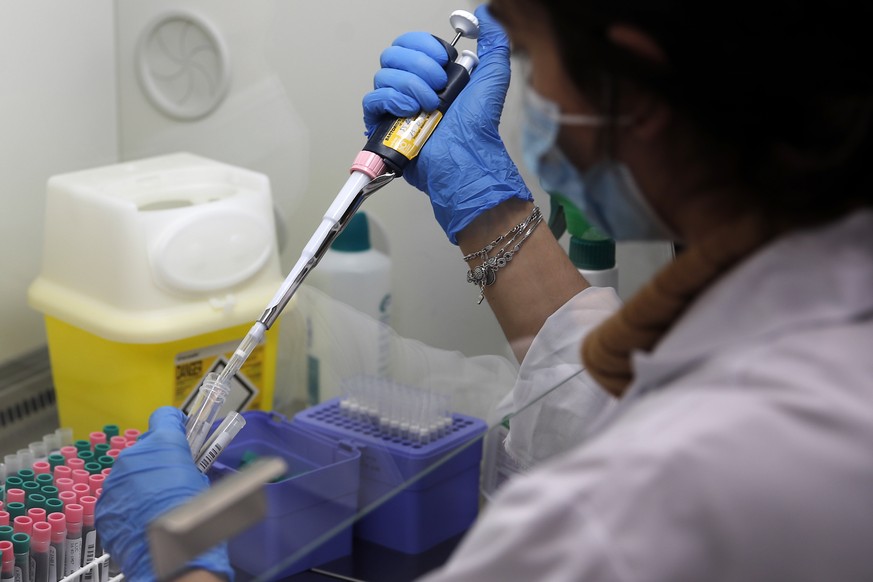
[
  {"left": 569, "top": 233, "right": 619, "bottom": 292},
  {"left": 305, "top": 211, "right": 392, "bottom": 403}
]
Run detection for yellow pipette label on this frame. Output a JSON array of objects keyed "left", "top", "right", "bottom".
[{"left": 381, "top": 111, "right": 443, "bottom": 160}]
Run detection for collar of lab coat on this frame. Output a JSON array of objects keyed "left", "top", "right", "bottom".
[{"left": 628, "top": 208, "right": 873, "bottom": 395}]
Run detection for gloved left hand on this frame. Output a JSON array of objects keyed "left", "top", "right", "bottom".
[
  {"left": 96, "top": 407, "right": 233, "bottom": 581},
  {"left": 362, "top": 4, "right": 533, "bottom": 244}
]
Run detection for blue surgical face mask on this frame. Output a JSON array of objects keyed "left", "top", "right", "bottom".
[{"left": 521, "top": 86, "right": 676, "bottom": 241}]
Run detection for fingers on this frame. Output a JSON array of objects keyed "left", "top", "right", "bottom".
[
  {"left": 391, "top": 31, "right": 449, "bottom": 67},
  {"left": 375, "top": 67, "right": 442, "bottom": 110}
]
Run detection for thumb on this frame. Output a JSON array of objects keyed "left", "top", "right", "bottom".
[
  {"left": 148, "top": 406, "right": 186, "bottom": 433},
  {"left": 474, "top": 4, "right": 511, "bottom": 61}
]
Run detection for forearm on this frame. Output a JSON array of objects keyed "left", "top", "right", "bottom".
[{"left": 457, "top": 198, "right": 589, "bottom": 361}]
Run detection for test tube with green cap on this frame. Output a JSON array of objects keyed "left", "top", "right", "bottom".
[
  {"left": 47, "top": 454, "right": 65, "bottom": 472},
  {"left": 84, "top": 462, "right": 102, "bottom": 476},
  {"left": 21, "top": 483, "right": 40, "bottom": 498},
  {"left": 5, "top": 505, "right": 24, "bottom": 520},
  {"left": 0, "top": 526, "right": 12, "bottom": 542},
  {"left": 12, "top": 532, "right": 29, "bottom": 582},
  {"left": 4, "top": 478, "right": 22, "bottom": 491},
  {"left": 44, "top": 498, "right": 63, "bottom": 515},
  {"left": 74, "top": 441, "right": 90, "bottom": 453},
  {"left": 77, "top": 451, "right": 95, "bottom": 463},
  {"left": 40, "top": 486, "right": 58, "bottom": 500},
  {"left": 35, "top": 474, "right": 53, "bottom": 487},
  {"left": 97, "top": 456, "right": 114, "bottom": 471},
  {"left": 16, "top": 470, "right": 34, "bottom": 484},
  {"left": 94, "top": 443, "right": 110, "bottom": 457},
  {"left": 102, "top": 424, "right": 119, "bottom": 439},
  {"left": 26, "top": 494, "right": 45, "bottom": 511}
]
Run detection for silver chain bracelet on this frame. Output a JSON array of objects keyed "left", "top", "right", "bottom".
[
  {"left": 462, "top": 206, "right": 542, "bottom": 262},
  {"left": 466, "top": 206, "right": 543, "bottom": 304}
]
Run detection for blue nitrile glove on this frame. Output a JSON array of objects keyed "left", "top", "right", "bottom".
[
  {"left": 96, "top": 407, "right": 233, "bottom": 581},
  {"left": 362, "top": 4, "right": 533, "bottom": 244}
]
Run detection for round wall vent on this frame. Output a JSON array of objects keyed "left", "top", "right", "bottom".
[{"left": 136, "top": 11, "right": 231, "bottom": 121}]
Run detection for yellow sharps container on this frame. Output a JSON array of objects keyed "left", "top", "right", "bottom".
[{"left": 28, "top": 153, "right": 287, "bottom": 437}]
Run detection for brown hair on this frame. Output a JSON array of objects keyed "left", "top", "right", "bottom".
[{"left": 503, "top": 0, "right": 873, "bottom": 227}]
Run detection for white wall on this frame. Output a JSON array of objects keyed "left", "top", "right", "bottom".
[
  {"left": 0, "top": 0, "right": 118, "bottom": 364},
  {"left": 113, "top": 0, "right": 517, "bottom": 358}
]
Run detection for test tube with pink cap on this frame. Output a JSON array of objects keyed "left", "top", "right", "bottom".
[
  {"left": 31, "top": 521, "right": 51, "bottom": 582},
  {"left": 48, "top": 512, "right": 66, "bottom": 581}
]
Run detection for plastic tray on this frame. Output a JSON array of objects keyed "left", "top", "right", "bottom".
[
  {"left": 208, "top": 410, "right": 360, "bottom": 578},
  {"left": 293, "top": 398, "right": 486, "bottom": 554}
]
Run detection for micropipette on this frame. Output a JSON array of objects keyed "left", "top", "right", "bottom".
[{"left": 184, "top": 9, "right": 481, "bottom": 452}]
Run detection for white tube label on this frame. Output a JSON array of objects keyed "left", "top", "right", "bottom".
[
  {"left": 65, "top": 537, "right": 82, "bottom": 576},
  {"left": 83, "top": 531, "right": 97, "bottom": 581}
]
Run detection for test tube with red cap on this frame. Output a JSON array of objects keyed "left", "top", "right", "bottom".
[
  {"left": 88, "top": 433, "right": 106, "bottom": 451},
  {"left": 32, "top": 521, "right": 51, "bottom": 582},
  {"left": 4, "top": 491, "right": 24, "bottom": 505},
  {"left": 55, "top": 478, "right": 74, "bottom": 495},
  {"left": 123, "top": 429, "right": 140, "bottom": 443},
  {"left": 87, "top": 475, "right": 105, "bottom": 498},
  {"left": 53, "top": 466, "right": 72, "bottom": 482},
  {"left": 72, "top": 484, "right": 90, "bottom": 504},
  {"left": 12, "top": 516, "right": 32, "bottom": 536},
  {"left": 58, "top": 492, "right": 77, "bottom": 510},
  {"left": 27, "top": 508, "right": 46, "bottom": 524},
  {"left": 71, "top": 470, "right": 90, "bottom": 486},
  {"left": 66, "top": 459, "right": 85, "bottom": 472},
  {"left": 59, "top": 447, "right": 77, "bottom": 464},
  {"left": 32, "top": 462, "right": 51, "bottom": 476},
  {"left": 80, "top": 497, "right": 99, "bottom": 582},
  {"left": 0, "top": 539, "right": 14, "bottom": 582},
  {"left": 48, "top": 513, "right": 66, "bottom": 582},
  {"left": 0, "top": 513, "right": 8, "bottom": 528},
  {"left": 63, "top": 503, "right": 83, "bottom": 579}
]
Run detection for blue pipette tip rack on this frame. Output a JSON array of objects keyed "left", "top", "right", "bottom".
[{"left": 294, "top": 398, "right": 487, "bottom": 554}]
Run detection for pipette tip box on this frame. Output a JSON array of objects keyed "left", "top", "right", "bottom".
[
  {"left": 207, "top": 410, "right": 361, "bottom": 579},
  {"left": 293, "top": 398, "right": 487, "bottom": 554}
]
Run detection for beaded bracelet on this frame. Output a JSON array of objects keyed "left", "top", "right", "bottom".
[{"left": 466, "top": 206, "right": 543, "bottom": 304}]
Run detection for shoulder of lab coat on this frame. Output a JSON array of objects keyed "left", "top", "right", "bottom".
[{"left": 419, "top": 209, "right": 873, "bottom": 582}]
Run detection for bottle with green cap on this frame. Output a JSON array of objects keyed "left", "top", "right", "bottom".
[
  {"left": 305, "top": 211, "right": 393, "bottom": 403},
  {"left": 549, "top": 193, "right": 618, "bottom": 292}
]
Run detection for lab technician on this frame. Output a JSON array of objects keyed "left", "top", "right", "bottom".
[{"left": 96, "top": 0, "right": 873, "bottom": 580}]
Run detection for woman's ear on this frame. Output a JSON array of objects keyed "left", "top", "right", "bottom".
[{"left": 608, "top": 24, "right": 671, "bottom": 140}]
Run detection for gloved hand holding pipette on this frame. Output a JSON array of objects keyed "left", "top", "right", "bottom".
[
  {"left": 96, "top": 407, "right": 233, "bottom": 581},
  {"left": 363, "top": 4, "right": 532, "bottom": 244}
]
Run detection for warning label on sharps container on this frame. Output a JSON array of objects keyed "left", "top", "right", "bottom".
[{"left": 175, "top": 338, "right": 264, "bottom": 416}]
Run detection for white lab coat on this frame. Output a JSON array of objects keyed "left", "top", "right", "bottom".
[{"left": 421, "top": 208, "right": 873, "bottom": 582}]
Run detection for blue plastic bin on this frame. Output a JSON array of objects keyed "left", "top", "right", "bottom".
[
  {"left": 207, "top": 411, "right": 361, "bottom": 579},
  {"left": 293, "top": 398, "right": 487, "bottom": 554}
]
